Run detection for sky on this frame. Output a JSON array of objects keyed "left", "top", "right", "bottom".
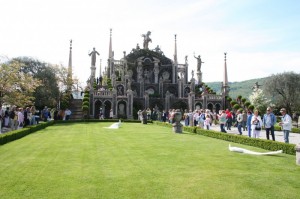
[{"left": 1, "top": 0, "right": 300, "bottom": 87}]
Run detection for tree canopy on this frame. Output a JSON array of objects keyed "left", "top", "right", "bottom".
[
  {"left": 0, "top": 60, "right": 40, "bottom": 106},
  {"left": 264, "top": 72, "right": 300, "bottom": 114}
]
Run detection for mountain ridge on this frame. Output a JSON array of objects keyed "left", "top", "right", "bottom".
[{"left": 206, "top": 77, "right": 269, "bottom": 99}]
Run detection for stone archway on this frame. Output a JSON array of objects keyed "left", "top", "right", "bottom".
[
  {"left": 171, "top": 101, "right": 188, "bottom": 111},
  {"left": 117, "top": 101, "right": 127, "bottom": 119},
  {"left": 207, "top": 103, "right": 213, "bottom": 112},
  {"left": 94, "top": 100, "right": 102, "bottom": 119},
  {"left": 195, "top": 102, "right": 202, "bottom": 110},
  {"left": 215, "top": 103, "right": 221, "bottom": 113},
  {"left": 104, "top": 100, "right": 112, "bottom": 119}
]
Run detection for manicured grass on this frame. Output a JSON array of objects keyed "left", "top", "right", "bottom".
[{"left": 0, "top": 122, "right": 299, "bottom": 199}]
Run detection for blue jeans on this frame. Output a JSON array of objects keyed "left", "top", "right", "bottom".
[
  {"left": 266, "top": 126, "right": 275, "bottom": 141},
  {"left": 220, "top": 124, "right": 227, "bottom": 133},
  {"left": 242, "top": 121, "right": 247, "bottom": 131},
  {"left": 247, "top": 126, "right": 251, "bottom": 137},
  {"left": 283, "top": 130, "right": 290, "bottom": 143},
  {"left": 237, "top": 123, "right": 242, "bottom": 135}
]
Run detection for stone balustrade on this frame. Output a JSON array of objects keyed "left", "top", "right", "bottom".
[{"left": 93, "top": 90, "right": 113, "bottom": 97}]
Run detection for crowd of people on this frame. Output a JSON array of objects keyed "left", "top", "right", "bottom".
[
  {"left": 136, "top": 107, "right": 293, "bottom": 144},
  {"left": 0, "top": 106, "right": 72, "bottom": 133},
  {"left": 1, "top": 104, "right": 294, "bottom": 144}
]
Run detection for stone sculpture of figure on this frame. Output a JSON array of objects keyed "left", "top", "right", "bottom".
[
  {"left": 155, "top": 45, "right": 161, "bottom": 53},
  {"left": 142, "top": 31, "right": 152, "bottom": 49},
  {"left": 194, "top": 54, "right": 204, "bottom": 71},
  {"left": 136, "top": 43, "right": 140, "bottom": 50},
  {"left": 99, "top": 76, "right": 103, "bottom": 86},
  {"left": 191, "top": 70, "right": 194, "bottom": 78},
  {"left": 252, "top": 82, "right": 262, "bottom": 91},
  {"left": 127, "top": 79, "right": 131, "bottom": 90},
  {"left": 185, "top": 55, "right": 188, "bottom": 64},
  {"left": 89, "top": 47, "right": 100, "bottom": 66}
]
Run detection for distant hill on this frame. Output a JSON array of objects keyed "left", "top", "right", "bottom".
[{"left": 206, "top": 77, "right": 269, "bottom": 99}]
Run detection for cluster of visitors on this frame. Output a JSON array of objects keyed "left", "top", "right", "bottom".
[
  {"left": 0, "top": 105, "right": 72, "bottom": 133},
  {"left": 0, "top": 105, "right": 40, "bottom": 132},
  {"left": 216, "top": 107, "right": 292, "bottom": 143}
]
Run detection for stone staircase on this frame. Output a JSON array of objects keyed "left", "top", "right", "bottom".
[{"left": 70, "top": 99, "right": 83, "bottom": 120}]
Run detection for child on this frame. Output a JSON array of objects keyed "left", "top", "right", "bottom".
[{"left": 204, "top": 113, "right": 211, "bottom": 130}]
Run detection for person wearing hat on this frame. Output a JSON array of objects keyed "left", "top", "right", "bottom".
[{"left": 279, "top": 108, "right": 292, "bottom": 143}]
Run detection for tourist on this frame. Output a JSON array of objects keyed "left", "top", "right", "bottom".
[
  {"left": 183, "top": 109, "right": 189, "bottom": 126},
  {"left": 109, "top": 109, "right": 113, "bottom": 119},
  {"left": 0, "top": 106, "right": 4, "bottom": 131},
  {"left": 218, "top": 110, "right": 227, "bottom": 133},
  {"left": 137, "top": 110, "right": 143, "bottom": 122},
  {"left": 24, "top": 107, "right": 31, "bottom": 127},
  {"left": 278, "top": 108, "right": 292, "bottom": 143},
  {"left": 4, "top": 107, "right": 10, "bottom": 128},
  {"left": 193, "top": 110, "right": 199, "bottom": 126},
  {"left": 17, "top": 108, "right": 24, "bottom": 129},
  {"left": 9, "top": 106, "right": 18, "bottom": 130},
  {"left": 30, "top": 106, "right": 36, "bottom": 125},
  {"left": 65, "top": 108, "right": 72, "bottom": 120},
  {"left": 246, "top": 111, "right": 253, "bottom": 137},
  {"left": 263, "top": 107, "right": 276, "bottom": 141},
  {"left": 251, "top": 110, "right": 262, "bottom": 139},
  {"left": 188, "top": 110, "right": 193, "bottom": 127},
  {"left": 162, "top": 110, "right": 167, "bottom": 122},
  {"left": 242, "top": 110, "right": 247, "bottom": 131},
  {"left": 42, "top": 106, "right": 49, "bottom": 122},
  {"left": 226, "top": 110, "right": 233, "bottom": 130},
  {"left": 236, "top": 110, "right": 243, "bottom": 135},
  {"left": 204, "top": 113, "right": 211, "bottom": 130},
  {"left": 198, "top": 109, "right": 206, "bottom": 128}
]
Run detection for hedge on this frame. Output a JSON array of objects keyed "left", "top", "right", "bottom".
[
  {"left": 0, "top": 121, "right": 54, "bottom": 145},
  {"left": 153, "top": 121, "right": 296, "bottom": 155}
]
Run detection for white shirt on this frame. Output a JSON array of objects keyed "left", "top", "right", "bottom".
[{"left": 281, "top": 114, "right": 292, "bottom": 131}]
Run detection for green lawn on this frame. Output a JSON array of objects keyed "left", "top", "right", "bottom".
[{"left": 0, "top": 122, "right": 299, "bottom": 199}]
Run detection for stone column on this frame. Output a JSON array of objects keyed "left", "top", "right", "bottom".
[
  {"left": 137, "top": 60, "right": 143, "bottom": 83},
  {"left": 159, "top": 77, "right": 163, "bottom": 98},
  {"left": 140, "top": 80, "right": 145, "bottom": 98},
  {"left": 188, "top": 91, "right": 195, "bottom": 112},
  {"left": 144, "top": 92, "right": 149, "bottom": 109},
  {"left": 89, "top": 92, "right": 94, "bottom": 118},
  {"left": 127, "top": 89, "right": 133, "bottom": 119},
  {"left": 124, "top": 74, "right": 129, "bottom": 91},
  {"left": 111, "top": 73, "right": 116, "bottom": 87},
  {"left": 190, "top": 78, "right": 195, "bottom": 92},
  {"left": 197, "top": 71, "right": 202, "bottom": 85},
  {"left": 178, "top": 79, "right": 183, "bottom": 98},
  {"left": 165, "top": 91, "right": 171, "bottom": 111},
  {"left": 185, "top": 63, "right": 188, "bottom": 84},
  {"left": 112, "top": 89, "right": 117, "bottom": 119},
  {"left": 154, "top": 60, "right": 159, "bottom": 84}
]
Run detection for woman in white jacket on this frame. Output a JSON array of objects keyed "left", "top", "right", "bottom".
[{"left": 251, "top": 109, "right": 262, "bottom": 138}]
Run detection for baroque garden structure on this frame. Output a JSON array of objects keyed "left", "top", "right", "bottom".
[{"left": 78, "top": 30, "right": 229, "bottom": 119}]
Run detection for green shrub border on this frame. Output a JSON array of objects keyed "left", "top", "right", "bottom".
[
  {"left": 0, "top": 121, "right": 54, "bottom": 145},
  {"left": 0, "top": 119, "right": 151, "bottom": 146},
  {"left": 153, "top": 121, "right": 296, "bottom": 155}
]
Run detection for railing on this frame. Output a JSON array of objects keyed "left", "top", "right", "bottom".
[
  {"left": 207, "top": 94, "right": 223, "bottom": 100},
  {"left": 93, "top": 90, "right": 113, "bottom": 96}
]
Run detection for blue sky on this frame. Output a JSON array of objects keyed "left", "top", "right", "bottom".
[{"left": 1, "top": 0, "right": 300, "bottom": 87}]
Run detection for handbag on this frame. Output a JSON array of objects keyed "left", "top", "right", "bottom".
[{"left": 254, "top": 121, "right": 261, "bottom": 131}]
